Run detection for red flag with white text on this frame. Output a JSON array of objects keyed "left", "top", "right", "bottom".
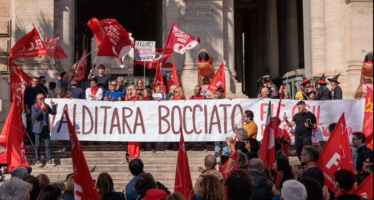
[
  {"left": 65, "top": 110, "right": 101, "bottom": 200},
  {"left": 165, "top": 22, "right": 200, "bottom": 54},
  {"left": 316, "top": 114, "right": 355, "bottom": 193},
  {"left": 208, "top": 63, "right": 226, "bottom": 96},
  {"left": 6, "top": 26, "right": 48, "bottom": 65},
  {"left": 43, "top": 33, "right": 60, "bottom": 57},
  {"left": 354, "top": 173, "right": 373, "bottom": 199},
  {"left": 174, "top": 130, "right": 194, "bottom": 200},
  {"left": 0, "top": 102, "right": 30, "bottom": 172},
  {"left": 363, "top": 87, "right": 373, "bottom": 150},
  {"left": 260, "top": 101, "right": 276, "bottom": 170},
  {"left": 95, "top": 19, "right": 134, "bottom": 67},
  {"left": 75, "top": 49, "right": 88, "bottom": 81},
  {"left": 87, "top": 18, "right": 114, "bottom": 48}
]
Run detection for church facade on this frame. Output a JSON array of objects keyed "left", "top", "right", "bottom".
[{"left": 0, "top": 0, "right": 372, "bottom": 99}]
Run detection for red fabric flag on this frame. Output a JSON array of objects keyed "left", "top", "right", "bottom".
[
  {"left": 208, "top": 63, "right": 226, "bottom": 96},
  {"left": 74, "top": 49, "right": 88, "bottom": 81},
  {"left": 65, "top": 110, "right": 100, "bottom": 200},
  {"left": 55, "top": 46, "right": 68, "bottom": 59},
  {"left": 6, "top": 26, "right": 48, "bottom": 65},
  {"left": 10, "top": 65, "right": 32, "bottom": 106},
  {"left": 274, "top": 86, "right": 285, "bottom": 138},
  {"left": 165, "top": 22, "right": 200, "bottom": 54},
  {"left": 96, "top": 19, "right": 134, "bottom": 68},
  {"left": 260, "top": 101, "right": 276, "bottom": 170},
  {"left": 87, "top": 18, "right": 109, "bottom": 48},
  {"left": 0, "top": 103, "right": 31, "bottom": 172},
  {"left": 171, "top": 53, "right": 181, "bottom": 86},
  {"left": 316, "top": 114, "right": 355, "bottom": 193},
  {"left": 134, "top": 48, "right": 174, "bottom": 70},
  {"left": 153, "top": 63, "right": 167, "bottom": 95},
  {"left": 174, "top": 130, "right": 194, "bottom": 200},
  {"left": 219, "top": 150, "right": 238, "bottom": 182},
  {"left": 43, "top": 33, "right": 60, "bottom": 57},
  {"left": 354, "top": 173, "right": 373, "bottom": 199},
  {"left": 363, "top": 87, "right": 373, "bottom": 150}
]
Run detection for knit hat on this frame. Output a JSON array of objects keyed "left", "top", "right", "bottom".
[{"left": 143, "top": 189, "right": 168, "bottom": 200}]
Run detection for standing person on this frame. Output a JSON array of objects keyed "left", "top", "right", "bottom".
[
  {"left": 141, "top": 88, "right": 156, "bottom": 153},
  {"left": 292, "top": 145, "right": 324, "bottom": 187},
  {"left": 194, "top": 155, "right": 223, "bottom": 194},
  {"left": 334, "top": 170, "right": 361, "bottom": 200},
  {"left": 125, "top": 85, "right": 140, "bottom": 101},
  {"left": 32, "top": 94, "right": 57, "bottom": 167},
  {"left": 272, "top": 158, "right": 294, "bottom": 189},
  {"left": 284, "top": 101, "right": 317, "bottom": 160},
  {"left": 166, "top": 85, "right": 178, "bottom": 100},
  {"left": 189, "top": 85, "right": 204, "bottom": 100},
  {"left": 302, "top": 77, "right": 316, "bottom": 100},
  {"left": 295, "top": 83, "right": 304, "bottom": 100},
  {"left": 248, "top": 159, "right": 273, "bottom": 200},
  {"left": 201, "top": 78, "right": 214, "bottom": 99},
  {"left": 171, "top": 86, "right": 186, "bottom": 100},
  {"left": 189, "top": 85, "right": 206, "bottom": 151},
  {"left": 212, "top": 87, "right": 229, "bottom": 157},
  {"left": 328, "top": 73, "right": 343, "bottom": 100},
  {"left": 153, "top": 84, "right": 166, "bottom": 101},
  {"left": 85, "top": 77, "right": 103, "bottom": 101},
  {"left": 260, "top": 87, "right": 270, "bottom": 99},
  {"left": 96, "top": 173, "right": 125, "bottom": 200},
  {"left": 214, "top": 87, "right": 225, "bottom": 99},
  {"left": 116, "top": 77, "right": 127, "bottom": 99},
  {"left": 125, "top": 85, "right": 140, "bottom": 159},
  {"left": 352, "top": 132, "right": 373, "bottom": 173},
  {"left": 88, "top": 64, "right": 111, "bottom": 94},
  {"left": 126, "top": 159, "right": 145, "bottom": 200},
  {"left": 273, "top": 117, "right": 291, "bottom": 158},
  {"left": 24, "top": 77, "right": 41, "bottom": 143},
  {"left": 195, "top": 174, "right": 225, "bottom": 200},
  {"left": 69, "top": 78, "right": 85, "bottom": 99},
  {"left": 59, "top": 88, "right": 72, "bottom": 99},
  {"left": 38, "top": 76, "right": 49, "bottom": 96},
  {"left": 315, "top": 74, "right": 331, "bottom": 100},
  {"left": 225, "top": 170, "right": 254, "bottom": 200},
  {"left": 235, "top": 110, "right": 258, "bottom": 139},
  {"left": 48, "top": 82, "right": 60, "bottom": 98},
  {"left": 104, "top": 81, "right": 123, "bottom": 101}
]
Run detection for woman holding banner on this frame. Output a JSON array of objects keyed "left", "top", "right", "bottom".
[
  {"left": 166, "top": 87, "right": 186, "bottom": 151},
  {"left": 141, "top": 88, "right": 156, "bottom": 153},
  {"left": 125, "top": 85, "right": 140, "bottom": 101}
]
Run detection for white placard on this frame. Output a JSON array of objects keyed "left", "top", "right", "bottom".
[{"left": 134, "top": 41, "right": 156, "bottom": 62}]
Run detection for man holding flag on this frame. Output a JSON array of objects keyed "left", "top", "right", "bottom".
[{"left": 284, "top": 101, "right": 317, "bottom": 160}]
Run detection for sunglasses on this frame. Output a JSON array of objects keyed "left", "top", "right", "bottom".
[
  {"left": 42, "top": 80, "right": 47, "bottom": 82},
  {"left": 111, "top": 84, "right": 117, "bottom": 86},
  {"left": 174, "top": 91, "right": 180, "bottom": 93}
]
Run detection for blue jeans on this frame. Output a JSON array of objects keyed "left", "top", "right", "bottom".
[
  {"left": 34, "top": 127, "right": 52, "bottom": 161},
  {"left": 215, "top": 142, "right": 229, "bottom": 157}
]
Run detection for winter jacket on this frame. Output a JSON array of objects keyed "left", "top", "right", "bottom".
[
  {"left": 249, "top": 171, "right": 273, "bottom": 200},
  {"left": 356, "top": 145, "right": 373, "bottom": 173}
]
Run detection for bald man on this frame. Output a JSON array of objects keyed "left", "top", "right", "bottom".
[
  {"left": 194, "top": 154, "right": 223, "bottom": 194},
  {"left": 248, "top": 158, "right": 273, "bottom": 200},
  {"left": 260, "top": 87, "right": 270, "bottom": 99},
  {"left": 32, "top": 93, "right": 57, "bottom": 167}
]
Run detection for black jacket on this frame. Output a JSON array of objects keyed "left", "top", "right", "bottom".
[
  {"left": 356, "top": 145, "right": 373, "bottom": 173},
  {"left": 249, "top": 171, "right": 273, "bottom": 200},
  {"left": 337, "top": 194, "right": 361, "bottom": 200},
  {"left": 331, "top": 86, "right": 343, "bottom": 100},
  {"left": 316, "top": 86, "right": 331, "bottom": 100}
]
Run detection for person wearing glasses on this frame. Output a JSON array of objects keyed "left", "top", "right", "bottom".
[
  {"left": 125, "top": 85, "right": 140, "bottom": 101},
  {"left": 171, "top": 86, "right": 186, "bottom": 100},
  {"left": 104, "top": 81, "right": 123, "bottom": 101},
  {"left": 352, "top": 132, "right": 373, "bottom": 173},
  {"left": 38, "top": 76, "right": 49, "bottom": 96},
  {"left": 24, "top": 77, "right": 42, "bottom": 144},
  {"left": 32, "top": 94, "right": 57, "bottom": 167}
]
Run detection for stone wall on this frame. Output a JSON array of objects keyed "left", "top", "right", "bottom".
[{"left": 0, "top": 0, "right": 11, "bottom": 75}]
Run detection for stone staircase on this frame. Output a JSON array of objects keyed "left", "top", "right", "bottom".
[{"left": 1, "top": 142, "right": 300, "bottom": 193}]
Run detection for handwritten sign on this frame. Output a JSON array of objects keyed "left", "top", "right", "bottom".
[{"left": 134, "top": 41, "right": 156, "bottom": 62}]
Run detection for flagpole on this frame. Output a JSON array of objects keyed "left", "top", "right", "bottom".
[
  {"left": 73, "top": 47, "right": 98, "bottom": 68},
  {"left": 144, "top": 61, "right": 146, "bottom": 86}
]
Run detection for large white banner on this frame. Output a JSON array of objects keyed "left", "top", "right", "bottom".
[{"left": 48, "top": 99, "right": 366, "bottom": 142}]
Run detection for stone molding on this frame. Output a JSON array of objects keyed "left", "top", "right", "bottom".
[{"left": 345, "top": 0, "right": 373, "bottom": 4}]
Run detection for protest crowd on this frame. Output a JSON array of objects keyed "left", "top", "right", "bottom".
[{"left": 0, "top": 17, "right": 373, "bottom": 200}]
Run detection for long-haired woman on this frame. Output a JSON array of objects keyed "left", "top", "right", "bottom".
[
  {"left": 171, "top": 87, "right": 186, "bottom": 100},
  {"left": 96, "top": 173, "right": 125, "bottom": 200},
  {"left": 166, "top": 85, "right": 178, "bottom": 100},
  {"left": 140, "top": 88, "right": 156, "bottom": 152},
  {"left": 196, "top": 174, "right": 225, "bottom": 200},
  {"left": 125, "top": 85, "right": 140, "bottom": 160}
]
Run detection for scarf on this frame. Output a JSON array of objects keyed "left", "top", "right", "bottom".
[
  {"left": 143, "top": 97, "right": 152, "bottom": 101},
  {"left": 36, "top": 102, "right": 49, "bottom": 112},
  {"left": 91, "top": 87, "right": 99, "bottom": 95}
]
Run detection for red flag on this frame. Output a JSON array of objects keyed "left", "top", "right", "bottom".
[
  {"left": 65, "top": 110, "right": 100, "bottom": 200},
  {"left": 55, "top": 46, "right": 68, "bottom": 59},
  {"left": 43, "top": 33, "right": 60, "bottom": 57},
  {"left": 260, "top": 101, "right": 276, "bottom": 170},
  {"left": 74, "top": 49, "right": 88, "bottom": 81},
  {"left": 153, "top": 63, "right": 167, "bottom": 95},
  {"left": 354, "top": 173, "right": 373, "bottom": 199},
  {"left": 171, "top": 53, "right": 181, "bottom": 86},
  {"left": 96, "top": 19, "right": 134, "bottom": 67},
  {"left": 6, "top": 26, "right": 48, "bottom": 65},
  {"left": 316, "top": 114, "right": 355, "bottom": 193},
  {"left": 0, "top": 103, "right": 31, "bottom": 172},
  {"left": 363, "top": 87, "right": 373, "bottom": 150},
  {"left": 274, "top": 86, "right": 285, "bottom": 138},
  {"left": 87, "top": 18, "right": 109, "bottom": 48},
  {"left": 174, "top": 130, "right": 194, "bottom": 200},
  {"left": 208, "top": 63, "right": 226, "bottom": 96},
  {"left": 165, "top": 22, "right": 200, "bottom": 54},
  {"left": 219, "top": 150, "right": 238, "bottom": 182}
]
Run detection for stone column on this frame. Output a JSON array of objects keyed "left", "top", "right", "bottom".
[
  {"left": 284, "top": 0, "right": 299, "bottom": 72},
  {"left": 224, "top": 0, "right": 236, "bottom": 78},
  {"left": 55, "top": 0, "right": 75, "bottom": 70},
  {"left": 310, "top": 0, "right": 326, "bottom": 76},
  {"left": 265, "top": 0, "right": 279, "bottom": 78},
  {"left": 302, "top": 0, "right": 312, "bottom": 78}
]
